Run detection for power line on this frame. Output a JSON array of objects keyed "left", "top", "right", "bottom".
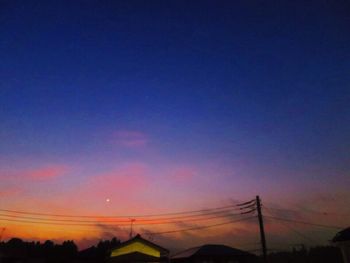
[
  {"left": 236, "top": 199, "right": 256, "bottom": 206},
  {"left": 0, "top": 209, "right": 243, "bottom": 224},
  {"left": 279, "top": 222, "right": 317, "bottom": 243},
  {"left": 0, "top": 203, "right": 243, "bottom": 219},
  {"left": 0, "top": 217, "right": 102, "bottom": 227},
  {"left": 0, "top": 211, "right": 246, "bottom": 227},
  {"left": 149, "top": 216, "right": 256, "bottom": 235},
  {"left": 264, "top": 205, "right": 350, "bottom": 217},
  {"left": 265, "top": 215, "right": 345, "bottom": 230},
  {"left": 0, "top": 199, "right": 258, "bottom": 238},
  {"left": 1, "top": 222, "right": 104, "bottom": 233},
  {"left": 264, "top": 208, "right": 317, "bottom": 243},
  {"left": 0, "top": 215, "right": 256, "bottom": 234}
]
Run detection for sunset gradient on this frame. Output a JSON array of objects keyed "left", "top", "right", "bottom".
[{"left": 0, "top": 0, "right": 349, "bottom": 252}]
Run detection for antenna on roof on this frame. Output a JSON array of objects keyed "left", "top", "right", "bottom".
[
  {"left": 129, "top": 219, "right": 135, "bottom": 239},
  {"left": 0, "top": 227, "right": 5, "bottom": 242}
]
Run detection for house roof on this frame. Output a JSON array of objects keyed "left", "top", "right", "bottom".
[
  {"left": 111, "top": 234, "right": 169, "bottom": 254},
  {"left": 108, "top": 251, "right": 166, "bottom": 262},
  {"left": 333, "top": 227, "right": 350, "bottom": 242},
  {"left": 171, "top": 244, "right": 253, "bottom": 259}
]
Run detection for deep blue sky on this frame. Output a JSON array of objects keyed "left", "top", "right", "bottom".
[
  {"left": 2, "top": 0, "right": 349, "bottom": 165},
  {"left": 0, "top": 0, "right": 349, "bottom": 248}
]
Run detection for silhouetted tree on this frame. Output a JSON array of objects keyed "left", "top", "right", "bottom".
[
  {"left": 0, "top": 238, "right": 80, "bottom": 263},
  {"left": 77, "top": 237, "right": 120, "bottom": 262}
]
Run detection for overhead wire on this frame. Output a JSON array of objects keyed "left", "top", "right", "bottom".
[
  {"left": 264, "top": 204, "right": 350, "bottom": 217},
  {"left": 264, "top": 207, "right": 317, "bottom": 243},
  {"left": 0, "top": 199, "right": 258, "bottom": 238},
  {"left": 149, "top": 216, "right": 257, "bottom": 235},
  {"left": 0, "top": 211, "right": 246, "bottom": 227},
  {"left": 265, "top": 215, "right": 345, "bottom": 230},
  {"left": 0, "top": 203, "right": 244, "bottom": 219},
  {"left": 0, "top": 208, "right": 244, "bottom": 224},
  {"left": 0, "top": 201, "right": 260, "bottom": 228}
]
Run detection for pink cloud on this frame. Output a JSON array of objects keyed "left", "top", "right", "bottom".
[
  {"left": 26, "top": 166, "right": 67, "bottom": 180},
  {"left": 61, "top": 163, "right": 150, "bottom": 209},
  {"left": 169, "top": 167, "right": 197, "bottom": 183},
  {"left": 0, "top": 187, "right": 21, "bottom": 197},
  {"left": 0, "top": 165, "right": 68, "bottom": 181},
  {"left": 91, "top": 164, "right": 148, "bottom": 192},
  {"left": 112, "top": 130, "right": 148, "bottom": 148}
]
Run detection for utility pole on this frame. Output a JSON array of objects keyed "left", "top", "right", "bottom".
[{"left": 256, "top": 195, "right": 267, "bottom": 262}]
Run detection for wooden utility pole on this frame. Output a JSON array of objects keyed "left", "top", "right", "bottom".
[{"left": 256, "top": 195, "right": 267, "bottom": 262}]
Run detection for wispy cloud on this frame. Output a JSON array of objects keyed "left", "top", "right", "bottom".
[
  {"left": 0, "top": 165, "right": 68, "bottom": 181},
  {"left": 0, "top": 186, "right": 22, "bottom": 197},
  {"left": 169, "top": 167, "right": 197, "bottom": 183},
  {"left": 112, "top": 130, "right": 149, "bottom": 148},
  {"left": 87, "top": 163, "right": 149, "bottom": 193},
  {"left": 60, "top": 163, "right": 150, "bottom": 210},
  {"left": 26, "top": 166, "right": 67, "bottom": 180},
  {"left": 95, "top": 223, "right": 129, "bottom": 240}
]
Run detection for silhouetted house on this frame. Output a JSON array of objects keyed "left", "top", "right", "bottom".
[
  {"left": 333, "top": 227, "right": 350, "bottom": 263},
  {"left": 171, "top": 244, "right": 257, "bottom": 263},
  {"left": 108, "top": 234, "right": 169, "bottom": 263}
]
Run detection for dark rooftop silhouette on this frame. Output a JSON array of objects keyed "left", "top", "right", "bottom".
[
  {"left": 333, "top": 227, "right": 350, "bottom": 242},
  {"left": 172, "top": 244, "right": 254, "bottom": 259}
]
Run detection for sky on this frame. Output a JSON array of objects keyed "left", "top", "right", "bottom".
[{"left": 0, "top": 0, "right": 350, "bottom": 252}]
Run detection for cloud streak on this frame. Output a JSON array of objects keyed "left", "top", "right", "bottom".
[
  {"left": 0, "top": 187, "right": 22, "bottom": 197},
  {"left": 169, "top": 167, "right": 197, "bottom": 183},
  {"left": 112, "top": 130, "right": 149, "bottom": 148},
  {"left": 0, "top": 165, "right": 68, "bottom": 181},
  {"left": 26, "top": 166, "right": 67, "bottom": 180},
  {"left": 56, "top": 163, "right": 151, "bottom": 213}
]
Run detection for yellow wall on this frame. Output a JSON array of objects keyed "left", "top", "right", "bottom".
[{"left": 111, "top": 241, "right": 161, "bottom": 258}]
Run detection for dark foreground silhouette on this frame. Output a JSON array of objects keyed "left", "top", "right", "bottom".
[
  {"left": 267, "top": 246, "right": 342, "bottom": 263},
  {"left": 0, "top": 237, "right": 343, "bottom": 263},
  {"left": 0, "top": 237, "right": 119, "bottom": 263}
]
